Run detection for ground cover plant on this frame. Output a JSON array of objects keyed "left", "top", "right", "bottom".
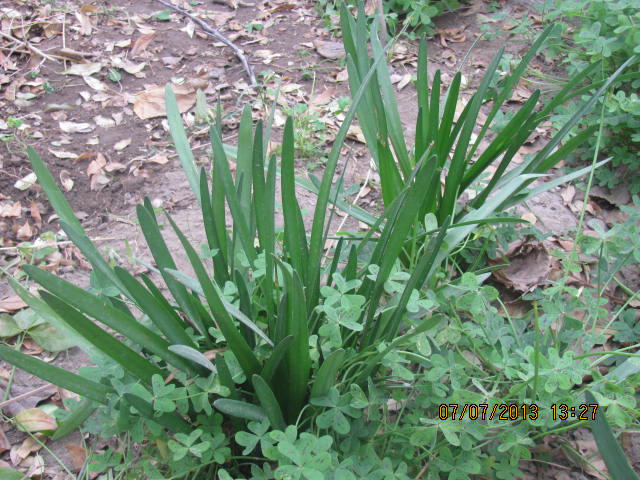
[
  {"left": 0, "top": 2, "right": 639, "bottom": 479},
  {"left": 546, "top": 0, "right": 640, "bottom": 193}
]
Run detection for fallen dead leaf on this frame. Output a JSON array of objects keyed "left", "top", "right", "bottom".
[
  {"left": 30, "top": 200, "right": 42, "bottom": 227},
  {"left": 0, "top": 201, "right": 21, "bottom": 218},
  {"left": 113, "top": 138, "right": 131, "bottom": 151},
  {"left": 14, "top": 408, "right": 57, "bottom": 434},
  {"left": 65, "top": 445, "right": 86, "bottom": 472},
  {"left": 16, "top": 222, "right": 33, "bottom": 240},
  {"left": 0, "top": 296, "right": 28, "bottom": 313},
  {"left": 59, "top": 121, "right": 94, "bottom": 133},
  {"left": 61, "top": 62, "right": 102, "bottom": 76},
  {"left": 490, "top": 238, "right": 553, "bottom": 292},
  {"left": 75, "top": 11, "right": 93, "bottom": 36},
  {"left": 561, "top": 185, "right": 576, "bottom": 206},
  {"left": 83, "top": 75, "right": 108, "bottom": 91},
  {"left": 10, "top": 436, "right": 43, "bottom": 466},
  {"left": 313, "top": 39, "right": 345, "bottom": 59},
  {"left": 130, "top": 32, "right": 156, "bottom": 57},
  {"left": 14, "top": 173, "right": 37, "bottom": 191},
  {"left": 147, "top": 153, "right": 169, "bottom": 164},
  {"left": 48, "top": 149, "right": 77, "bottom": 159},
  {"left": 133, "top": 80, "right": 207, "bottom": 119},
  {"left": 59, "top": 170, "right": 74, "bottom": 191}
]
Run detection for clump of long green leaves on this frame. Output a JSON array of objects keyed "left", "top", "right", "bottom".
[
  {"left": 0, "top": 65, "right": 446, "bottom": 446},
  {"left": 338, "top": 4, "right": 635, "bottom": 268}
]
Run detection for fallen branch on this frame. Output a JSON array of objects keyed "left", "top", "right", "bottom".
[
  {"left": 153, "top": 0, "right": 257, "bottom": 86},
  {"left": 0, "top": 30, "right": 59, "bottom": 63}
]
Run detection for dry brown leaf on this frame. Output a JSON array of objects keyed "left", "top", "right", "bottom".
[
  {"left": 436, "top": 26, "right": 467, "bottom": 48},
  {"left": 75, "top": 11, "right": 93, "bottom": 35},
  {"left": 310, "top": 87, "right": 336, "bottom": 107},
  {"left": 62, "top": 62, "right": 102, "bottom": 76},
  {"left": 490, "top": 238, "right": 552, "bottom": 292},
  {"left": 10, "top": 436, "right": 42, "bottom": 466},
  {"left": 133, "top": 81, "right": 206, "bottom": 119},
  {"left": 147, "top": 153, "right": 169, "bottom": 164},
  {"left": 59, "top": 170, "right": 74, "bottom": 192},
  {"left": 48, "top": 149, "right": 77, "bottom": 159},
  {"left": 65, "top": 444, "right": 87, "bottom": 472},
  {"left": 87, "top": 153, "right": 106, "bottom": 176},
  {"left": 0, "top": 201, "right": 21, "bottom": 218},
  {"left": 16, "top": 222, "right": 33, "bottom": 241},
  {"left": 511, "top": 83, "right": 533, "bottom": 103},
  {"left": 113, "top": 138, "right": 131, "bottom": 151},
  {"left": 130, "top": 32, "right": 156, "bottom": 57},
  {"left": 90, "top": 174, "right": 110, "bottom": 190},
  {"left": 59, "top": 121, "right": 94, "bottom": 133},
  {"left": 0, "top": 296, "right": 28, "bottom": 313},
  {"left": 313, "top": 39, "right": 345, "bottom": 59},
  {"left": 30, "top": 200, "right": 42, "bottom": 227},
  {"left": 0, "top": 426, "right": 9, "bottom": 453},
  {"left": 111, "top": 57, "right": 146, "bottom": 75},
  {"left": 347, "top": 124, "right": 366, "bottom": 143},
  {"left": 14, "top": 408, "right": 57, "bottom": 434},
  {"left": 94, "top": 115, "right": 115, "bottom": 128},
  {"left": 561, "top": 184, "right": 576, "bottom": 206},
  {"left": 589, "top": 184, "right": 631, "bottom": 207}
]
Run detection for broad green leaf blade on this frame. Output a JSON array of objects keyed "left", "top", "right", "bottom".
[
  {"left": 585, "top": 391, "right": 640, "bottom": 480},
  {"left": 168, "top": 345, "right": 216, "bottom": 373},
  {"left": 281, "top": 117, "right": 308, "bottom": 281},
  {"left": 252, "top": 374, "right": 286, "bottom": 430},
  {"left": 216, "top": 354, "right": 239, "bottom": 400},
  {"left": 114, "top": 267, "right": 195, "bottom": 348},
  {"left": 26, "top": 147, "right": 82, "bottom": 232},
  {"left": 39, "top": 291, "right": 163, "bottom": 384},
  {"left": 200, "top": 169, "right": 230, "bottom": 285},
  {"left": 136, "top": 204, "right": 209, "bottom": 338},
  {"left": 310, "top": 349, "right": 345, "bottom": 400},
  {"left": 260, "top": 335, "right": 293, "bottom": 383},
  {"left": 164, "top": 268, "right": 273, "bottom": 346},
  {"left": 164, "top": 213, "right": 261, "bottom": 377},
  {"left": 0, "top": 344, "right": 112, "bottom": 403},
  {"left": 273, "top": 259, "right": 310, "bottom": 422},
  {"left": 51, "top": 398, "right": 96, "bottom": 440},
  {"left": 124, "top": 393, "right": 192, "bottom": 434},
  {"left": 165, "top": 85, "right": 200, "bottom": 205},
  {"left": 213, "top": 399, "right": 267, "bottom": 422},
  {"left": 23, "top": 265, "right": 194, "bottom": 375}
]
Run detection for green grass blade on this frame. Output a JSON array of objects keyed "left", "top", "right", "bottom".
[
  {"left": 215, "top": 354, "right": 239, "bottom": 400},
  {"left": 168, "top": 345, "right": 216, "bottom": 373},
  {"left": 307, "top": 32, "right": 391, "bottom": 310},
  {"left": 165, "top": 85, "right": 200, "bottom": 205},
  {"left": 164, "top": 213, "right": 261, "bottom": 377},
  {"left": 200, "top": 169, "right": 230, "bottom": 285},
  {"left": 51, "top": 398, "right": 96, "bottom": 440},
  {"left": 213, "top": 399, "right": 267, "bottom": 422},
  {"left": 0, "top": 344, "right": 112, "bottom": 403},
  {"left": 260, "top": 335, "right": 293, "bottom": 383},
  {"left": 236, "top": 106, "right": 254, "bottom": 223},
  {"left": 40, "top": 291, "right": 163, "bottom": 383},
  {"left": 114, "top": 266, "right": 196, "bottom": 348},
  {"left": 273, "top": 259, "right": 310, "bottom": 422},
  {"left": 26, "top": 147, "right": 83, "bottom": 232},
  {"left": 209, "top": 124, "right": 257, "bottom": 265},
  {"left": 24, "top": 265, "right": 194, "bottom": 374},
  {"left": 585, "top": 391, "right": 640, "bottom": 480},
  {"left": 281, "top": 117, "right": 308, "bottom": 280},
  {"left": 309, "top": 349, "right": 345, "bottom": 400},
  {"left": 252, "top": 374, "right": 286, "bottom": 430},
  {"left": 136, "top": 204, "right": 209, "bottom": 339}
]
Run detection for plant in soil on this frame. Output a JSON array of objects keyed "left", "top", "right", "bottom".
[{"left": 0, "top": 5, "right": 638, "bottom": 479}]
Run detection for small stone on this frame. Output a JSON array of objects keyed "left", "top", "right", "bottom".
[{"left": 151, "top": 198, "right": 163, "bottom": 209}]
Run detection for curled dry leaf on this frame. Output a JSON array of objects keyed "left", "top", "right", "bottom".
[
  {"left": 0, "top": 201, "right": 21, "bottom": 218},
  {"left": 9, "top": 436, "right": 42, "bottom": 466},
  {"left": 111, "top": 57, "right": 146, "bottom": 75},
  {"left": 75, "top": 11, "right": 93, "bottom": 35},
  {"left": 490, "top": 238, "right": 553, "bottom": 293},
  {"left": 61, "top": 62, "right": 102, "bottom": 76},
  {"left": 30, "top": 200, "right": 42, "bottom": 227},
  {"left": 130, "top": 32, "right": 156, "bottom": 57},
  {"left": 59, "top": 121, "right": 94, "bottom": 133},
  {"left": 59, "top": 170, "right": 74, "bottom": 191},
  {"left": 113, "top": 138, "right": 131, "bottom": 151},
  {"left": 14, "top": 408, "right": 57, "bottom": 434},
  {"left": 14, "top": 173, "right": 37, "bottom": 191},
  {"left": 0, "top": 296, "right": 28, "bottom": 313},
  {"left": 133, "top": 80, "right": 207, "bottom": 119},
  {"left": 48, "top": 149, "right": 77, "bottom": 159},
  {"left": 94, "top": 115, "right": 116, "bottom": 128},
  {"left": 16, "top": 222, "right": 33, "bottom": 241},
  {"left": 313, "top": 39, "right": 345, "bottom": 59}
]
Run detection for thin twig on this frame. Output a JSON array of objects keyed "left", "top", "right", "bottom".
[
  {"left": 376, "top": 0, "right": 387, "bottom": 45},
  {"left": 0, "top": 30, "right": 59, "bottom": 63},
  {"left": 0, "top": 383, "right": 55, "bottom": 410},
  {"left": 153, "top": 0, "right": 256, "bottom": 86}
]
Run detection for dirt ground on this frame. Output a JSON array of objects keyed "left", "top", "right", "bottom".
[{"left": 0, "top": 0, "right": 638, "bottom": 478}]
